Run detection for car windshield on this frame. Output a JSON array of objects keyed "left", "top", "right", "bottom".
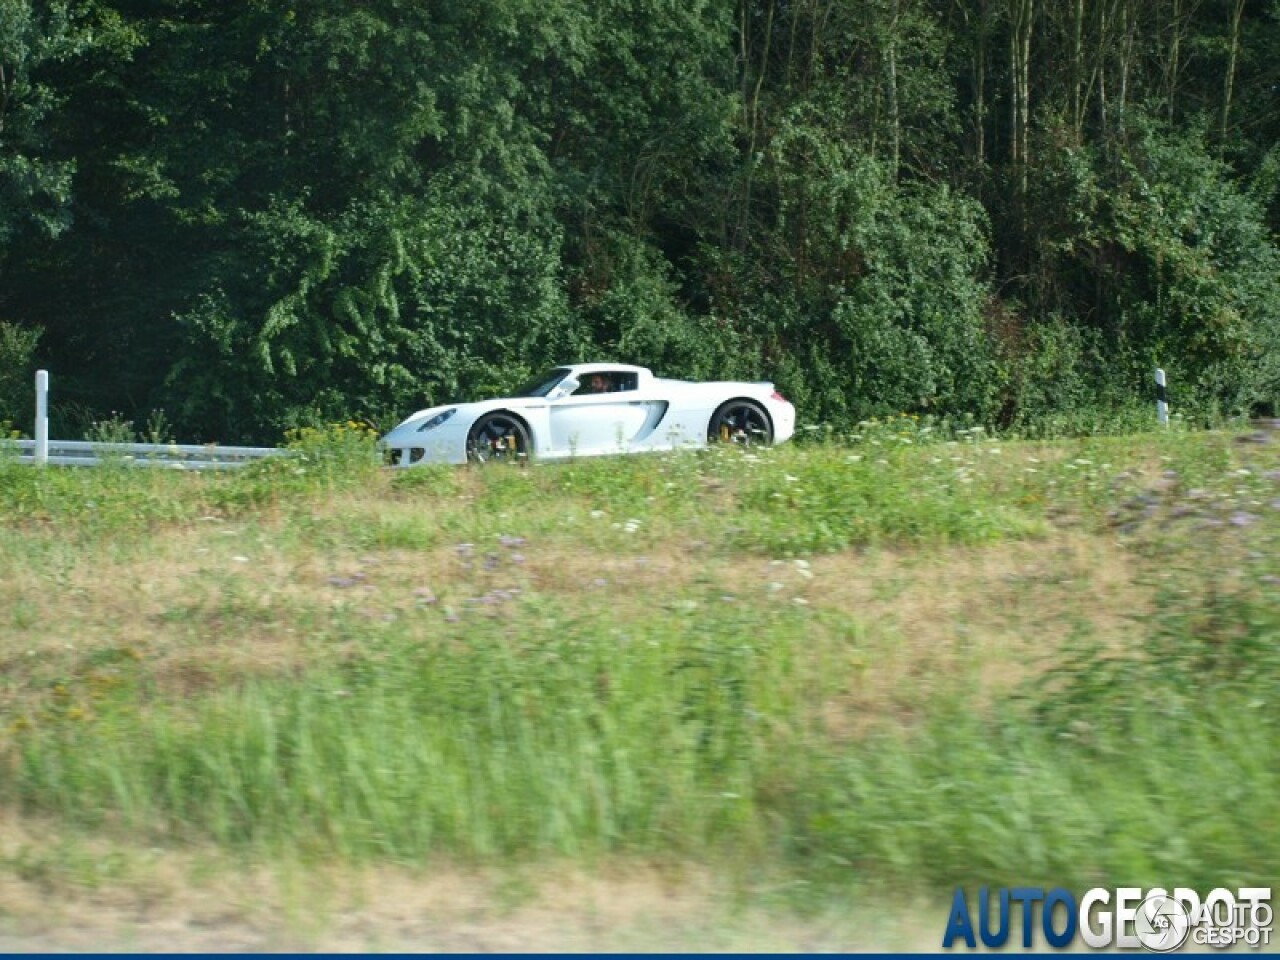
[{"left": 513, "top": 367, "right": 572, "bottom": 398}]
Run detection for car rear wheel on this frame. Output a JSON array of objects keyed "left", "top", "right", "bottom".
[
  {"left": 708, "top": 400, "right": 773, "bottom": 447},
  {"left": 467, "top": 413, "right": 531, "bottom": 464}
]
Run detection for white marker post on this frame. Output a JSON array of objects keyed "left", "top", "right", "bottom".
[
  {"left": 35, "top": 369, "right": 49, "bottom": 465},
  {"left": 1155, "top": 368, "right": 1169, "bottom": 427}
]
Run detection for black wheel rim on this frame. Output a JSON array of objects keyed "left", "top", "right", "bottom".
[
  {"left": 712, "top": 405, "right": 770, "bottom": 446},
  {"left": 468, "top": 416, "right": 527, "bottom": 463}
]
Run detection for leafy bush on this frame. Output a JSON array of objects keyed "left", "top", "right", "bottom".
[{"left": 0, "top": 321, "right": 41, "bottom": 426}]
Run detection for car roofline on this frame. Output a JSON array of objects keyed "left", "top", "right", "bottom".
[{"left": 562, "top": 362, "right": 651, "bottom": 375}]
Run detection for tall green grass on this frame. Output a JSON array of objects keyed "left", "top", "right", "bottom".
[
  {"left": 3, "top": 421, "right": 1278, "bottom": 895},
  {"left": 9, "top": 585, "right": 1279, "bottom": 888}
]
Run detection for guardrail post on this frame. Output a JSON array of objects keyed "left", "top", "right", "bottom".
[
  {"left": 1155, "top": 368, "right": 1168, "bottom": 427},
  {"left": 35, "top": 369, "right": 49, "bottom": 465}
]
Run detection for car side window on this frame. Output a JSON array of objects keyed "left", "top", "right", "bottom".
[
  {"left": 573, "top": 371, "right": 637, "bottom": 395},
  {"left": 578, "top": 373, "right": 613, "bottom": 394}
]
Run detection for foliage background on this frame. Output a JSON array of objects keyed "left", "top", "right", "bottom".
[{"left": 1, "top": 0, "right": 1278, "bottom": 440}]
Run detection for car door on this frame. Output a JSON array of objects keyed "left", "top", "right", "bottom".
[{"left": 547, "top": 371, "right": 657, "bottom": 454}]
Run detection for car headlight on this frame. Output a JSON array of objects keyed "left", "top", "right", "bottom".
[{"left": 417, "top": 408, "right": 458, "bottom": 432}]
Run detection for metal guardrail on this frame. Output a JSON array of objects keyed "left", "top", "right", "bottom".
[
  {"left": 7, "top": 370, "right": 289, "bottom": 469},
  {"left": 2, "top": 439, "right": 287, "bottom": 470}
]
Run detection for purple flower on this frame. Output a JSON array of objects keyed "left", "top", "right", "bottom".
[{"left": 1230, "top": 511, "right": 1260, "bottom": 527}]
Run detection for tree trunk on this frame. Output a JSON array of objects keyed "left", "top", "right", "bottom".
[
  {"left": 1221, "top": 0, "right": 1245, "bottom": 141},
  {"left": 1070, "top": 0, "right": 1086, "bottom": 142},
  {"left": 1009, "top": 0, "right": 1034, "bottom": 193},
  {"left": 887, "top": 0, "right": 901, "bottom": 177}
]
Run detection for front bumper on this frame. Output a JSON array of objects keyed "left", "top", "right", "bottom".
[{"left": 380, "top": 424, "right": 469, "bottom": 466}]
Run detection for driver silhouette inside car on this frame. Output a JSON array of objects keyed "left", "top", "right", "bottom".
[{"left": 586, "top": 373, "right": 613, "bottom": 394}]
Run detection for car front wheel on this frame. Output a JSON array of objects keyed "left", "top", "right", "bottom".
[{"left": 467, "top": 413, "right": 531, "bottom": 464}]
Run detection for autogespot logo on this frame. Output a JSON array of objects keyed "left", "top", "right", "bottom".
[
  {"left": 942, "top": 886, "right": 1273, "bottom": 951},
  {"left": 1134, "top": 894, "right": 1192, "bottom": 952}
]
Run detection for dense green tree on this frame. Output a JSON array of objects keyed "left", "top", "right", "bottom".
[
  {"left": 0, "top": 0, "right": 1276, "bottom": 439},
  {"left": 0, "top": 0, "right": 83, "bottom": 245}
]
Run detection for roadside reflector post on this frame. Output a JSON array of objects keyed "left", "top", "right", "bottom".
[
  {"left": 1155, "top": 368, "right": 1169, "bottom": 427},
  {"left": 35, "top": 369, "right": 49, "bottom": 465}
]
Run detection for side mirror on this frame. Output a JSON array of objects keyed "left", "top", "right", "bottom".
[{"left": 551, "top": 377, "right": 580, "bottom": 399}]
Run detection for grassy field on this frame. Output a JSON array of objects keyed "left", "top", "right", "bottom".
[{"left": 1, "top": 419, "right": 1277, "bottom": 948}]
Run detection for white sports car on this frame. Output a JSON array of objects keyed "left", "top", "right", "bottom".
[{"left": 382, "top": 363, "right": 796, "bottom": 466}]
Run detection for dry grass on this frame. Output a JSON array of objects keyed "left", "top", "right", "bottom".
[
  {"left": 2, "top": 498, "right": 1153, "bottom": 743},
  {"left": 2, "top": 429, "right": 1277, "bottom": 948},
  {"left": 0, "top": 819, "right": 944, "bottom": 952}
]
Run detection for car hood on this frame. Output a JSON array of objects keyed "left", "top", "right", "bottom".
[
  {"left": 383, "top": 397, "right": 541, "bottom": 439},
  {"left": 388, "top": 403, "right": 457, "bottom": 434}
]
